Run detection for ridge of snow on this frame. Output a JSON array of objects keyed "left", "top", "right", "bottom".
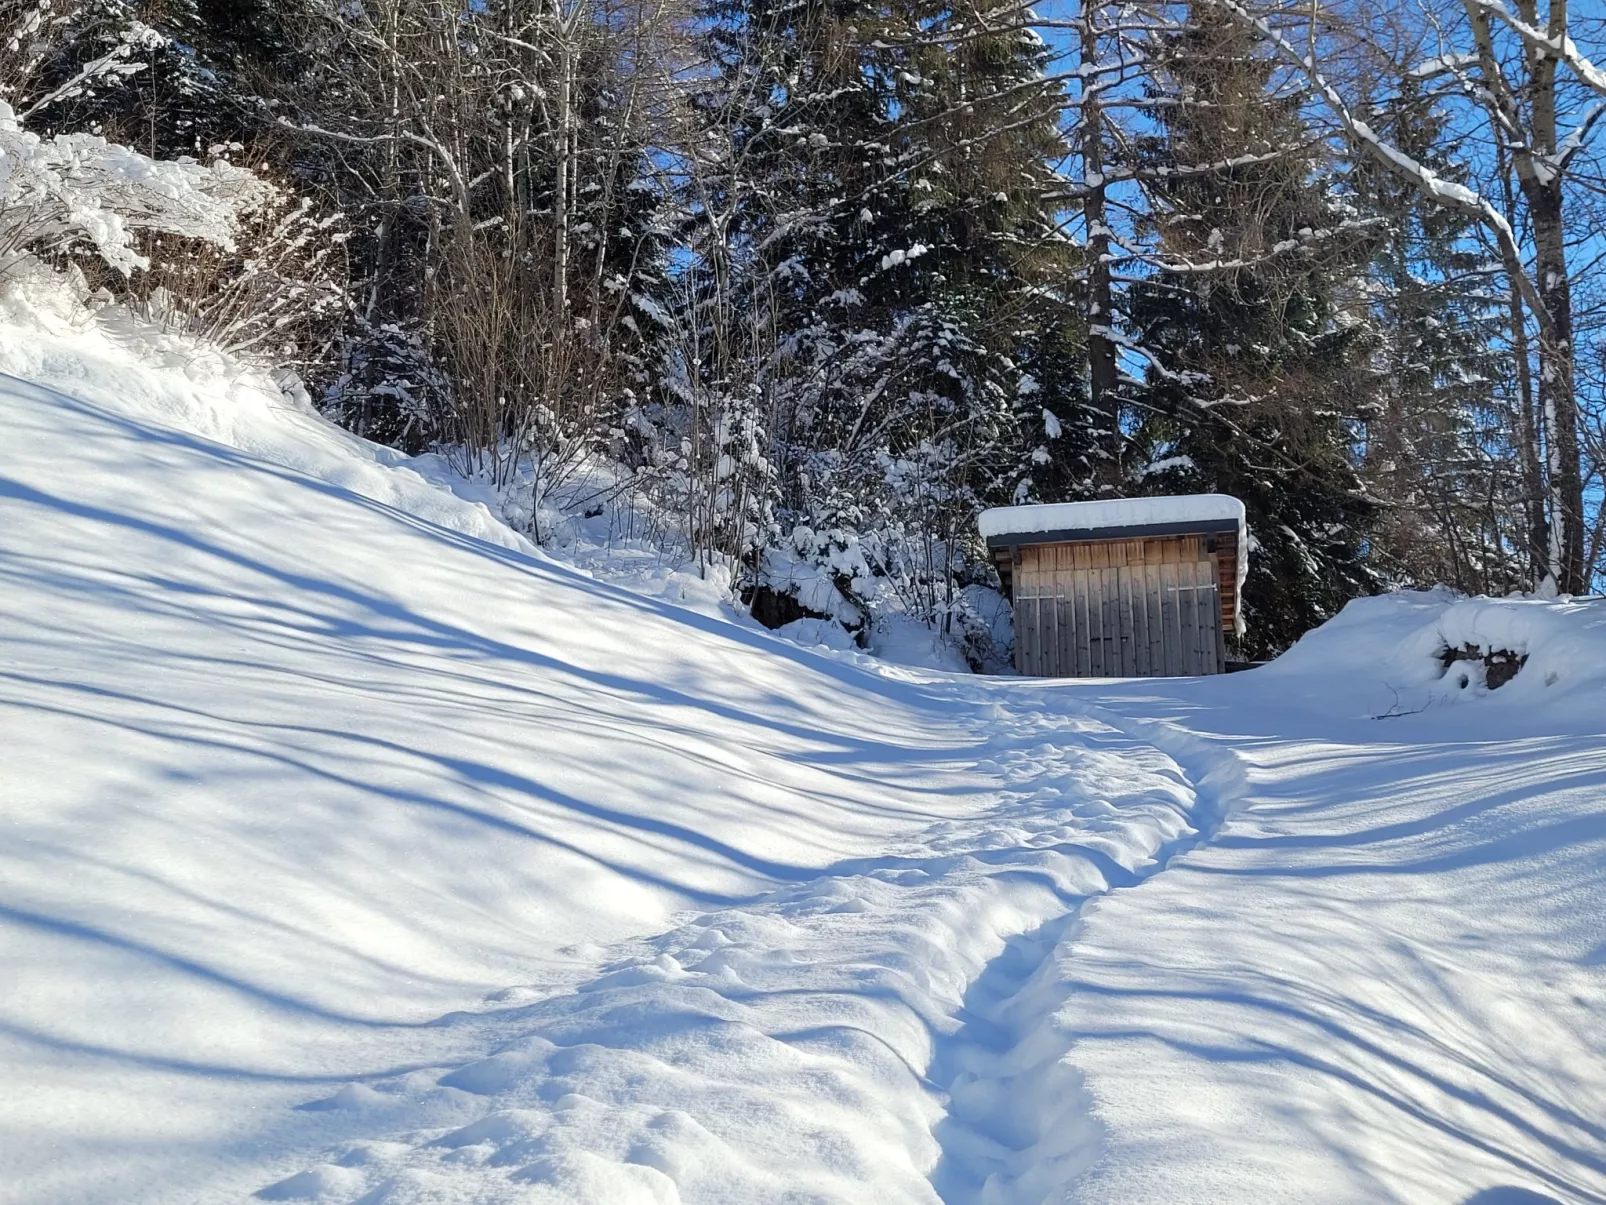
[
  {"left": 0, "top": 261, "right": 527, "bottom": 556},
  {"left": 978, "top": 494, "right": 1245, "bottom": 540}
]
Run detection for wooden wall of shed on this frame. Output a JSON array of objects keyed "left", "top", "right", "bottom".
[
  {"left": 1011, "top": 535, "right": 1225, "bottom": 677},
  {"left": 1215, "top": 530, "right": 1239, "bottom": 632}
]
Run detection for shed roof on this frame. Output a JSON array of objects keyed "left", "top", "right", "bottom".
[{"left": 978, "top": 494, "right": 1245, "bottom": 546}]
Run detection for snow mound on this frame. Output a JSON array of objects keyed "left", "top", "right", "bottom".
[
  {"left": 0, "top": 260, "right": 526, "bottom": 553},
  {"left": 1261, "top": 589, "right": 1606, "bottom": 716}
]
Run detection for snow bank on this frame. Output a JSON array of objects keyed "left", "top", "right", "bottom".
[
  {"left": 978, "top": 494, "right": 1245, "bottom": 540},
  {"left": 0, "top": 260, "right": 526, "bottom": 553},
  {"left": 1260, "top": 588, "right": 1606, "bottom": 717}
]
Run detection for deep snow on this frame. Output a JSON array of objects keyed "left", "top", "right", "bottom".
[{"left": 2, "top": 271, "right": 1603, "bottom": 1204}]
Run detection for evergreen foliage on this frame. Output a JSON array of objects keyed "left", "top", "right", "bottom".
[
  {"left": 1352, "top": 79, "right": 1522, "bottom": 595},
  {"left": 684, "top": 0, "right": 1075, "bottom": 628},
  {"left": 1127, "top": 4, "right": 1379, "bottom": 655}
]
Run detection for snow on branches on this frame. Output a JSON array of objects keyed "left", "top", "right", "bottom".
[{"left": 0, "top": 99, "right": 274, "bottom": 276}]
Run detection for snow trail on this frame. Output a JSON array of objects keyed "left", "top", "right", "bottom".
[
  {"left": 253, "top": 701, "right": 1215, "bottom": 1204},
  {"left": 925, "top": 703, "right": 1250, "bottom": 1205}
]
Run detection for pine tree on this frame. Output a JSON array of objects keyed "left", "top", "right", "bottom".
[
  {"left": 1128, "top": 3, "right": 1379, "bottom": 656},
  {"left": 1353, "top": 78, "right": 1521, "bottom": 595},
  {"left": 690, "top": 0, "right": 1074, "bottom": 624}
]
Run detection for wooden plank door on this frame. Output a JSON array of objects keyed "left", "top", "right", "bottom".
[
  {"left": 1198, "top": 559, "right": 1224, "bottom": 673},
  {"left": 1176, "top": 558, "right": 1223, "bottom": 675},
  {"left": 1013, "top": 543, "right": 1223, "bottom": 677},
  {"left": 1178, "top": 559, "right": 1198, "bottom": 673}
]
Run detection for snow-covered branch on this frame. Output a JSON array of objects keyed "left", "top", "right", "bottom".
[
  {"left": 1471, "top": 0, "right": 1606, "bottom": 97},
  {"left": 1206, "top": 0, "right": 1550, "bottom": 327},
  {"left": 0, "top": 101, "right": 275, "bottom": 275},
  {"left": 17, "top": 19, "right": 165, "bottom": 122}
]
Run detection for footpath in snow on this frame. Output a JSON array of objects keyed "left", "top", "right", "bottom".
[
  {"left": 2, "top": 272, "right": 1604, "bottom": 1203},
  {"left": 1059, "top": 595, "right": 1606, "bottom": 1205}
]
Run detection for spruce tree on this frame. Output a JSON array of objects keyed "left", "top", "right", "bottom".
[
  {"left": 1352, "top": 79, "right": 1520, "bottom": 595},
  {"left": 1128, "top": 3, "right": 1379, "bottom": 656},
  {"left": 691, "top": 0, "right": 1074, "bottom": 623}
]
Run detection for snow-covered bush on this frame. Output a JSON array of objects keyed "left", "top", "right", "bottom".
[
  {"left": 321, "top": 317, "right": 449, "bottom": 453},
  {"left": 0, "top": 100, "right": 345, "bottom": 377},
  {"left": 126, "top": 182, "right": 347, "bottom": 368},
  {"left": 950, "top": 584, "right": 1015, "bottom": 673},
  {"left": 0, "top": 99, "right": 273, "bottom": 278},
  {"left": 749, "top": 526, "right": 875, "bottom": 636}
]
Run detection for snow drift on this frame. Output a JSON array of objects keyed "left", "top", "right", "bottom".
[{"left": 1259, "top": 586, "right": 1606, "bottom": 715}]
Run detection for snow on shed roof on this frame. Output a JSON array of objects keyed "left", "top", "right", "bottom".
[{"left": 978, "top": 494, "right": 1245, "bottom": 543}]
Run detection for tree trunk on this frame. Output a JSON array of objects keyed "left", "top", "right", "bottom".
[
  {"left": 1516, "top": 0, "right": 1585, "bottom": 592},
  {"left": 1527, "top": 181, "right": 1584, "bottom": 591},
  {"left": 553, "top": 0, "right": 573, "bottom": 328},
  {"left": 1079, "top": 14, "right": 1120, "bottom": 484},
  {"left": 1507, "top": 282, "right": 1549, "bottom": 586}
]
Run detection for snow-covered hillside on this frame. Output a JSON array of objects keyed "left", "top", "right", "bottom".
[{"left": 2, "top": 279, "right": 1603, "bottom": 1204}]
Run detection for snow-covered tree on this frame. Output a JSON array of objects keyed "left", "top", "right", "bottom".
[
  {"left": 1126, "top": 3, "right": 1380, "bottom": 654},
  {"left": 1210, "top": 0, "right": 1606, "bottom": 593},
  {"left": 1351, "top": 77, "right": 1523, "bottom": 595},
  {"left": 684, "top": 0, "right": 1075, "bottom": 625}
]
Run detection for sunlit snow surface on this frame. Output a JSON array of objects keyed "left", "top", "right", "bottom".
[{"left": 1, "top": 273, "right": 1603, "bottom": 1203}]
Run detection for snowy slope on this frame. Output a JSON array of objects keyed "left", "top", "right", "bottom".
[
  {"left": 2, "top": 272, "right": 1604, "bottom": 1204},
  {"left": 0, "top": 279, "right": 1209, "bottom": 1202},
  {"left": 1053, "top": 599, "right": 1606, "bottom": 1205}
]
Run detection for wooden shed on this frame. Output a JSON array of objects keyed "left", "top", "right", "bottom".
[{"left": 980, "top": 495, "right": 1246, "bottom": 678}]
